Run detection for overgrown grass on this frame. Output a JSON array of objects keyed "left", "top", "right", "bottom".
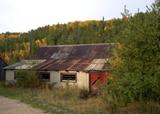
[
  {"left": 0, "top": 82, "right": 108, "bottom": 114},
  {"left": 0, "top": 81, "right": 159, "bottom": 114}
]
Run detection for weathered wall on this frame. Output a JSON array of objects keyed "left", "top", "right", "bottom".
[
  {"left": 49, "top": 71, "right": 89, "bottom": 90},
  {"left": 6, "top": 70, "right": 14, "bottom": 81},
  {"left": 4, "top": 70, "right": 89, "bottom": 90},
  {"left": 50, "top": 71, "right": 60, "bottom": 85},
  {"left": 77, "top": 72, "right": 89, "bottom": 90}
]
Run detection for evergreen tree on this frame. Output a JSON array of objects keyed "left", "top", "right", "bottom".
[{"left": 107, "top": 1, "right": 160, "bottom": 103}]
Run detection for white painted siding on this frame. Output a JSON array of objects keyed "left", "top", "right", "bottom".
[
  {"left": 50, "top": 71, "right": 60, "bottom": 83},
  {"left": 77, "top": 72, "right": 89, "bottom": 90},
  {"left": 5, "top": 70, "right": 90, "bottom": 90},
  {"left": 51, "top": 71, "right": 89, "bottom": 90},
  {"left": 49, "top": 71, "right": 63, "bottom": 87},
  {"left": 5, "top": 70, "right": 89, "bottom": 90},
  {"left": 6, "top": 70, "right": 15, "bottom": 81}
]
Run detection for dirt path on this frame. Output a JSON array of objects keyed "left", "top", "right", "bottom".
[{"left": 0, "top": 96, "right": 49, "bottom": 114}]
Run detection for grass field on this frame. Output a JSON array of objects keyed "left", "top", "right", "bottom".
[
  {"left": 0, "top": 84, "right": 109, "bottom": 114},
  {"left": 0, "top": 82, "right": 159, "bottom": 114}
]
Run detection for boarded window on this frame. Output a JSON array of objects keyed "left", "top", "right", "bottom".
[{"left": 61, "top": 73, "right": 76, "bottom": 82}]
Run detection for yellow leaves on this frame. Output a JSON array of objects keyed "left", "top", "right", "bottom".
[
  {"left": 7, "top": 34, "right": 19, "bottom": 38},
  {"left": 1, "top": 49, "right": 30, "bottom": 63},
  {"left": 19, "top": 49, "right": 25, "bottom": 58},
  {"left": 16, "top": 49, "right": 29, "bottom": 59},
  {"left": 104, "top": 21, "right": 114, "bottom": 31},
  {"left": 1, "top": 37, "right": 48, "bottom": 63},
  {"left": 35, "top": 40, "right": 42, "bottom": 47},
  {"left": 35, "top": 38, "right": 47, "bottom": 47},
  {"left": 0, "top": 34, "right": 5, "bottom": 39},
  {"left": 1, "top": 53, "right": 10, "bottom": 63},
  {"left": 41, "top": 38, "right": 47, "bottom": 46},
  {"left": 67, "top": 21, "right": 94, "bottom": 29},
  {"left": 0, "top": 33, "right": 21, "bottom": 39},
  {"left": 4, "top": 53, "right": 10, "bottom": 63},
  {"left": 24, "top": 42, "right": 30, "bottom": 49}
]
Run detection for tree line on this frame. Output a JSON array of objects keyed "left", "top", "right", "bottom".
[{"left": 0, "top": 18, "right": 127, "bottom": 63}]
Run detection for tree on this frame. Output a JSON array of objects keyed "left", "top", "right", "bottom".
[{"left": 106, "top": 1, "right": 160, "bottom": 103}]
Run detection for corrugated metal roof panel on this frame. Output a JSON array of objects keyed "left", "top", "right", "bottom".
[
  {"left": 31, "top": 43, "right": 113, "bottom": 60},
  {"left": 5, "top": 60, "right": 45, "bottom": 70},
  {"left": 7, "top": 44, "right": 113, "bottom": 71},
  {"left": 4, "top": 62, "right": 23, "bottom": 70},
  {"left": 84, "top": 59, "right": 106, "bottom": 71}
]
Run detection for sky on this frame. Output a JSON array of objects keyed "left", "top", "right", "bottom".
[{"left": 0, "top": 0, "right": 155, "bottom": 33}]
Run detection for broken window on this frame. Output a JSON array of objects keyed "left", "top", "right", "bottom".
[{"left": 61, "top": 73, "right": 77, "bottom": 82}]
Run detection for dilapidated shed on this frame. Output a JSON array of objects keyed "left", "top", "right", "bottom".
[
  {"left": 0, "top": 57, "right": 7, "bottom": 80},
  {"left": 4, "top": 43, "right": 113, "bottom": 90}
]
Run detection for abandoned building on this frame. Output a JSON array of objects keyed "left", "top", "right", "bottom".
[
  {"left": 4, "top": 44, "right": 113, "bottom": 90},
  {"left": 0, "top": 57, "right": 7, "bottom": 80}
]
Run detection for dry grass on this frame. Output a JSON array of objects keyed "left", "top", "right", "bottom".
[
  {"left": 0, "top": 84, "right": 109, "bottom": 114},
  {"left": 35, "top": 87, "right": 108, "bottom": 114},
  {"left": 0, "top": 83, "right": 159, "bottom": 114}
]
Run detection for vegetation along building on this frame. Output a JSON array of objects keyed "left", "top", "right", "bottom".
[
  {"left": 4, "top": 43, "right": 113, "bottom": 90},
  {"left": 0, "top": 57, "right": 7, "bottom": 80}
]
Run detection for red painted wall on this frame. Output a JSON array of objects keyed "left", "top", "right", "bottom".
[{"left": 89, "top": 72, "right": 110, "bottom": 90}]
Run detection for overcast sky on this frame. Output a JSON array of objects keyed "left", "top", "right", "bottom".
[{"left": 0, "top": 0, "right": 155, "bottom": 33}]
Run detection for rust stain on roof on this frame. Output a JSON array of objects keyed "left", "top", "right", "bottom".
[
  {"left": 6, "top": 44, "right": 113, "bottom": 71},
  {"left": 32, "top": 44, "right": 113, "bottom": 60},
  {"left": 33, "top": 44, "right": 113, "bottom": 71}
]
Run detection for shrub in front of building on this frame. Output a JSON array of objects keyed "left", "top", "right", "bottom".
[{"left": 16, "top": 70, "right": 40, "bottom": 88}]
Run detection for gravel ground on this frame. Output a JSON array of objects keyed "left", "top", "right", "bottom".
[{"left": 0, "top": 96, "right": 49, "bottom": 114}]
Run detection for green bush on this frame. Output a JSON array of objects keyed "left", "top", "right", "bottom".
[
  {"left": 16, "top": 70, "right": 40, "bottom": 88},
  {"left": 103, "top": 1, "right": 160, "bottom": 105}
]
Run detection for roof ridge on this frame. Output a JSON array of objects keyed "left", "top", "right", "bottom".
[{"left": 40, "top": 43, "right": 115, "bottom": 47}]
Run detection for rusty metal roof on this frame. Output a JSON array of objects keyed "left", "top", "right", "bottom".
[
  {"left": 6, "top": 43, "right": 113, "bottom": 71},
  {"left": 31, "top": 43, "right": 113, "bottom": 60},
  {"left": 33, "top": 43, "right": 113, "bottom": 71},
  {"left": 4, "top": 60, "right": 45, "bottom": 70}
]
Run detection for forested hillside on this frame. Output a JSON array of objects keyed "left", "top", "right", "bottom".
[
  {"left": 0, "top": 18, "right": 127, "bottom": 63},
  {"left": 0, "top": 0, "right": 159, "bottom": 113},
  {"left": 0, "top": 32, "right": 21, "bottom": 39},
  {"left": 0, "top": 0, "right": 159, "bottom": 67}
]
